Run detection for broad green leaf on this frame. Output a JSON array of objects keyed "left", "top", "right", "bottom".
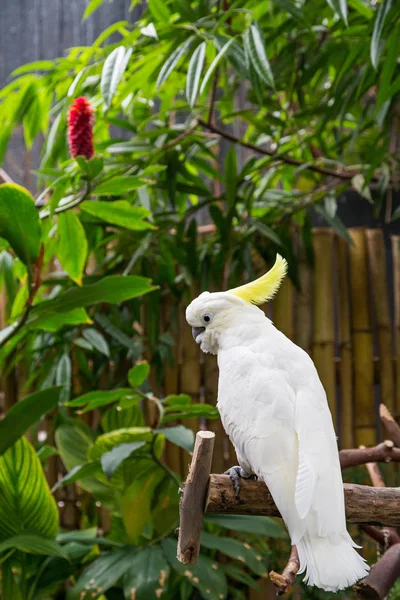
[
  {"left": 0, "top": 387, "right": 62, "bottom": 456},
  {"left": 81, "top": 199, "right": 155, "bottom": 230},
  {"left": 200, "top": 37, "right": 236, "bottom": 94},
  {"left": 376, "top": 25, "right": 400, "bottom": 110},
  {"left": 55, "top": 423, "right": 116, "bottom": 509},
  {"left": 70, "top": 548, "right": 137, "bottom": 599},
  {"left": 101, "top": 404, "right": 144, "bottom": 432},
  {"left": 370, "top": 0, "right": 392, "bottom": 69},
  {"left": 200, "top": 532, "right": 268, "bottom": 577},
  {"left": 57, "top": 211, "right": 88, "bottom": 285},
  {"left": 326, "top": 0, "right": 348, "bottom": 25},
  {"left": 0, "top": 183, "right": 41, "bottom": 266},
  {"left": 155, "top": 425, "right": 194, "bottom": 453},
  {"left": 83, "top": 0, "right": 106, "bottom": 20},
  {"left": 82, "top": 327, "right": 110, "bottom": 357},
  {"left": 244, "top": 23, "right": 274, "bottom": 88},
  {"left": 149, "top": 0, "right": 171, "bottom": 21},
  {"left": 30, "top": 275, "right": 156, "bottom": 318},
  {"left": 128, "top": 361, "right": 150, "bottom": 387},
  {"left": 11, "top": 61, "right": 55, "bottom": 76},
  {"left": 37, "top": 444, "right": 58, "bottom": 464},
  {"left": 52, "top": 462, "right": 102, "bottom": 491},
  {"left": 87, "top": 427, "right": 153, "bottom": 461},
  {"left": 0, "top": 532, "right": 68, "bottom": 558},
  {"left": 186, "top": 42, "right": 207, "bottom": 108},
  {"left": 66, "top": 388, "right": 133, "bottom": 412},
  {"left": 2, "top": 559, "right": 23, "bottom": 600},
  {"left": 162, "top": 538, "right": 228, "bottom": 600},
  {"left": 30, "top": 307, "right": 92, "bottom": 332},
  {"left": 55, "top": 353, "right": 71, "bottom": 405},
  {"left": 156, "top": 37, "right": 194, "bottom": 90},
  {"left": 348, "top": 0, "right": 373, "bottom": 18},
  {"left": 101, "top": 441, "right": 146, "bottom": 479},
  {"left": 120, "top": 465, "right": 165, "bottom": 543},
  {"left": 162, "top": 403, "right": 219, "bottom": 423},
  {"left": 123, "top": 545, "right": 170, "bottom": 599},
  {"left": 204, "top": 514, "right": 286, "bottom": 537},
  {"left": 101, "top": 46, "right": 133, "bottom": 108},
  {"left": 163, "top": 394, "right": 191, "bottom": 406},
  {"left": 93, "top": 176, "right": 146, "bottom": 195},
  {"left": 0, "top": 437, "right": 58, "bottom": 540}
]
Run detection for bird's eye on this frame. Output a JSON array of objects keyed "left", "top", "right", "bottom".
[{"left": 202, "top": 313, "right": 213, "bottom": 324}]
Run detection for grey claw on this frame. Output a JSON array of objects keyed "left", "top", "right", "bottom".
[{"left": 225, "top": 466, "right": 244, "bottom": 499}]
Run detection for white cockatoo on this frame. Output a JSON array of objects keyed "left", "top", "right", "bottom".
[{"left": 186, "top": 255, "right": 369, "bottom": 592}]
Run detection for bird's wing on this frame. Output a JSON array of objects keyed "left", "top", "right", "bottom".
[{"left": 294, "top": 382, "right": 346, "bottom": 539}]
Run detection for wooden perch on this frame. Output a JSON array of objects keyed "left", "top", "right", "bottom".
[
  {"left": 177, "top": 430, "right": 215, "bottom": 565},
  {"left": 354, "top": 544, "right": 400, "bottom": 599},
  {"left": 269, "top": 546, "right": 300, "bottom": 596},
  {"left": 205, "top": 475, "right": 400, "bottom": 526},
  {"left": 339, "top": 440, "right": 400, "bottom": 468},
  {"left": 379, "top": 404, "right": 400, "bottom": 447}
]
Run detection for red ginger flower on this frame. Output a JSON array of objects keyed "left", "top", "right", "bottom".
[{"left": 67, "top": 97, "right": 94, "bottom": 160}]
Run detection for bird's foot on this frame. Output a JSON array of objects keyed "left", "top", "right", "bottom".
[{"left": 224, "top": 466, "right": 258, "bottom": 499}]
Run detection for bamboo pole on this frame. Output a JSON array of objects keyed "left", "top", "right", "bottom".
[
  {"left": 337, "top": 237, "right": 354, "bottom": 448},
  {"left": 273, "top": 278, "right": 294, "bottom": 340},
  {"left": 391, "top": 235, "right": 400, "bottom": 417},
  {"left": 180, "top": 287, "right": 202, "bottom": 476},
  {"left": 366, "top": 230, "right": 395, "bottom": 412},
  {"left": 294, "top": 236, "right": 312, "bottom": 354},
  {"left": 349, "top": 228, "right": 376, "bottom": 446},
  {"left": 312, "top": 229, "right": 337, "bottom": 427}
]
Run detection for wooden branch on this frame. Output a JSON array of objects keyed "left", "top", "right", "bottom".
[
  {"left": 380, "top": 404, "right": 400, "bottom": 447},
  {"left": 269, "top": 546, "right": 300, "bottom": 596},
  {"left": 360, "top": 525, "right": 400, "bottom": 547},
  {"left": 205, "top": 475, "right": 400, "bottom": 526},
  {"left": 355, "top": 544, "right": 400, "bottom": 599},
  {"left": 177, "top": 431, "right": 215, "bottom": 565},
  {"left": 339, "top": 440, "right": 400, "bottom": 469}
]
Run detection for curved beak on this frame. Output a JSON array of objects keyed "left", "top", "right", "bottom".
[{"left": 192, "top": 326, "right": 205, "bottom": 342}]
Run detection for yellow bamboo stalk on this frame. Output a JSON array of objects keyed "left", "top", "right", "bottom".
[
  {"left": 312, "top": 229, "right": 337, "bottom": 428},
  {"left": 349, "top": 228, "right": 376, "bottom": 446},
  {"left": 366, "top": 230, "right": 395, "bottom": 413},
  {"left": 273, "top": 277, "right": 294, "bottom": 340},
  {"left": 294, "top": 236, "right": 312, "bottom": 354},
  {"left": 180, "top": 287, "right": 201, "bottom": 476},
  {"left": 336, "top": 237, "right": 354, "bottom": 449},
  {"left": 163, "top": 294, "right": 183, "bottom": 477},
  {"left": 392, "top": 235, "right": 400, "bottom": 417}
]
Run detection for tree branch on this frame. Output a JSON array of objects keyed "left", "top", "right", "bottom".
[
  {"left": 339, "top": 441, "right": 400, "bottom": 469},
  {"left": 355, "top": 544, "right": 400, "bottom": 599},
  {"left": 269, "top": 546, "right": 300, "bottom": 596},
  {"left": 198, "top": 119, "right": 380, "bottom": 182},
  {"left": 379, "top": 404, "right": 400, "bottom": 447}
]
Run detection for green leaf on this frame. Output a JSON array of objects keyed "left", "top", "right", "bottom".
[
  {"left": 66, "top": 389, "right": 132, "bottom": 412},
  {"left": 101, "top": 46, "right": 133, "bottom": 108},
  {"left": 37, "top": 445, "right": 58, "bottom": 465},
  {"left": 155, "top": 425, "right": 194, "bottom": 453},
  {"left": 30, "top": 308, "right": 92, "bottom": 332},
  {"left": 204, "top": 514, "right": 286, "bottom": 537},
  {"left": 244, "top": 23, "right": 274, "bottom": 88},
  {"left": 162, "top": 403, "right": 219, "bottom": 423},
  {"left": 11, "top": 61, "right": 55, "bottom": 76},
  {"left": 70, "top": 548, "right": 137, "bottom": 599},
  {"left": 56, "top": 353, "right": 71, "bottom": 405},
  {"left": 163, "top": 394, "right": 191, "bottom": 407},
  {"left": 30, "top": 275, "right": 156, "bottom": 318},
  {"left": 0, "top": 437, "right": 58, "bottom": 540},
  {"left": 326, "top": 0, "right": 348, "bottom": 25},
  {"left": 200, "top": 532, "right": 268, "bottom": 577},
  {"left": 52, "top": 462, "right": 102, "bottom": 491},
  {"left": 82, "top": 328, "right": 110, "bottom": 357},
  {"left": 81, "top": 200, "right": 155, "bottom": 230},
  {"left": 57, "top": 211, "right": 88, "bottom": 285},
  {"left": 0, "top": 387, "right": 62, "bottom": 457},
  {"left": 0, "top": 183, "right": 41, "bottom": 266},
  {"left": 101, "top": 404, "right": 144, "bottom": 432},
  {"left": 0, "top": 532, "right": 68, "bottom": 558},
  {"left": 271, "top": 0, "right": 310, "bottom": 25},
  {"left": 149, "top": 0, "right": 171, "bottom": 21},
  {"left": 376, "top": 25, "right": 400, "bottom": 110},
  {"left": 200, "top": 37, "right": 236, "bottom": 95},
  {"left": 123, "top": 545, "right": 170, "bottom": 600},
  {"left": 314, "top": 204, "right": 353, "bottom": 244},
  {"left": 186, "top": 42, "right": 207, "bottom": 108},
  {"left": 214, "top": 34, "right": 247, "bottom": 78},
  {"left": 128, "top": 361, "right": 150, "bottom": 387},
  {"left": 156, "top": 37, "right": 194, "bottom": 90},
  {"left": 83, "top": 0, "right": 106, "bottom": 20},
  {"left": 101, "top": 441, "right": 146, "bottom": 479},
  {"left": 370, "top": 0, "right": 392, "bottom": 69},
  {"left": 162, "top": 538, "right": 228, "bottom": 600},
  {"left": 87, "top": 427, "right": 153, "bottom": 461},
  {"left": 93, "top": 176, "right": 146, "bottom": 195}
]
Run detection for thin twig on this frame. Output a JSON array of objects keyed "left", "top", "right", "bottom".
[
  {"left": 339, "top": 440, "right": 400, "bottom": 469},
  {"left": 379, "top": 404, "right": 400, "bottom": 447},
  {"left": 269, "top": 546, "right": 300, "bottom": 595}
]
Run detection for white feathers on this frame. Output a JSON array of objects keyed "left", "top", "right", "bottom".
[{"left": 295, "top": 450, "right": 316, "bottom": 520}]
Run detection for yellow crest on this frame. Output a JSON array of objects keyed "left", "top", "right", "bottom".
[{"left": 227, "top": 254, "right": 288, "bottom": 305}]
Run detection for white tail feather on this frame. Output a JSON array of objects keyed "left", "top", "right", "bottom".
[{"left": 296, "top": 532, "right": 370, "bottom": 592}]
